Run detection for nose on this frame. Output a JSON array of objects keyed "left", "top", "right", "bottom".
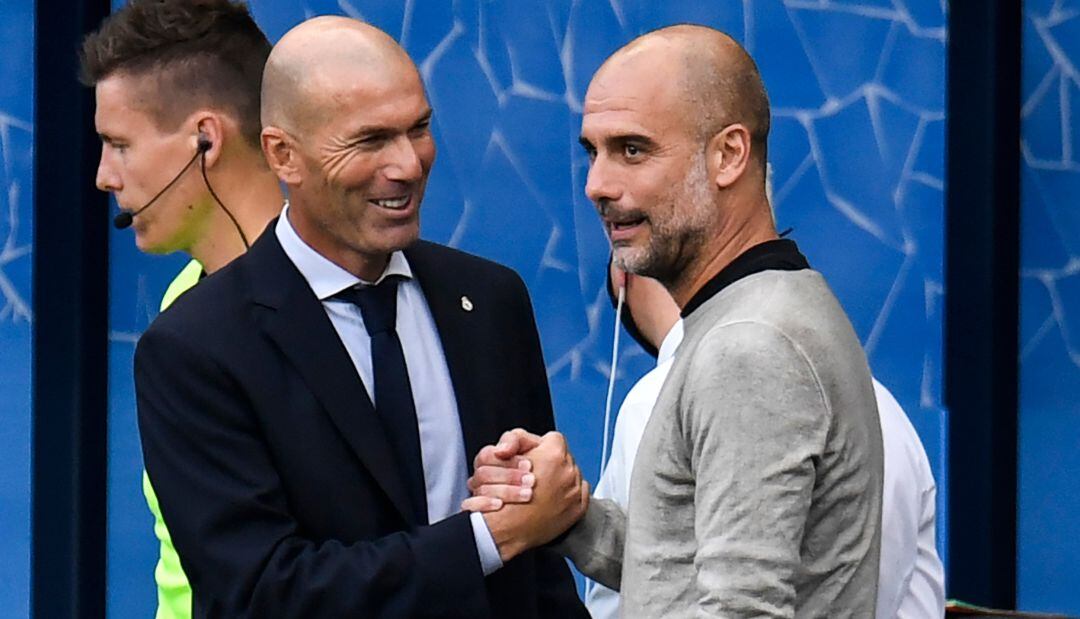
[
  {"left": 585, "top": 156, "right": 621, "bottom": 204},
  {"left": 382, "top": 135, "right": 424, "bottom": 183},
  {"left": 95, "top": 145, "right": 121, "bottom": 193}
]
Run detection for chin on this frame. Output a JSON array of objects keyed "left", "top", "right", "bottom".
[
  {"left": 133, "top": 233, "right": 157, "bottom": 254},
  {"left": 382, "top": 222, "right": 421, "bottom": 252},
  {"left": 134, "top": 230, "right": 179, "bottom": 256},
  {"left": 612, "top": 246, "right": 654, "bottom": 275}
]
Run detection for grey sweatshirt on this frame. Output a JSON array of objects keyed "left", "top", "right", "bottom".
[{"left": 560, "top": 269, "right": 883, "bottom": 618}]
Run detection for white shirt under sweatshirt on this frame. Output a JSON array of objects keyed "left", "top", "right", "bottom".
[{"left": 585, "top": 319, "right": 944, "bottom": 619}]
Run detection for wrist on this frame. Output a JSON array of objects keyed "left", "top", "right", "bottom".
[{"left": 482, "top": 510, "right": 528, "bottom": 563}]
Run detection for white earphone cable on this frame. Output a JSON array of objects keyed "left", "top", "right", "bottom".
[
  {"left": 586, "top": 284, "right": 625, "bottom": 601},
  {"left": 599, "top": 285, "right": 624, "bottom": 488}
]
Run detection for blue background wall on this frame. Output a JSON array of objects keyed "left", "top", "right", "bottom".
[
  {"left": 100, "top": 1, "right": 949, "bottom": 615},
  {"left": 1019, "top": 0, "right": 1080, "bottom": 613},
  {"left": 0, "top": 1, "right": 951, "bottom": 617},
  {"left": 0, "top": 1, "right": 33, "bottom": 617}
]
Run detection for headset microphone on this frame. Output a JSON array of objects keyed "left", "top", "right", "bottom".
[
  {"left": 111, "top": 136, "right": 248, "bottom": 249},
  {"left": 113, "top": 137, "right": 212, "bottom": 230}
]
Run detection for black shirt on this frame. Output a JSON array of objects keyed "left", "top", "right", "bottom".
[{"left": 681, "top": 239, "right": 810, "bottom": 318}]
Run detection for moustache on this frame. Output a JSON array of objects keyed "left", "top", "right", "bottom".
[{"left": 598, "top": 201, "right": 647, "bottom": 225}]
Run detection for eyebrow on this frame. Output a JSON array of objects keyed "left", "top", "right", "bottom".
[
  {"left": 578, "top": 132, "right": 659, "bottom": 151},
  {"left": 414, "top": 109, "right": 433, "bottom": 125}
]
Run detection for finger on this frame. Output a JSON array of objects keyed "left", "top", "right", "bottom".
[
  {"left": 474, "top": 483, "right": 535, "bottom": 503},
  {"left": 469, "top": 465, "right": 535, "bottom": 489},
  {"left": 473, "top": 445, "right": 499, "bottom": 470},
  {"left": 462, "top": 496, "right": 503, "bottom": 513},
  {"left": 539, "top": 431, "right": 570, "bottom": 459},
  {"left": 494, "top": 428, "right": 543, "bottom": 458},
  {"left": 473, "top": 445, "right": 529, "bottom": 470},
  {"left": 541, "top": 430, "right": 567, "bottom": 446}
]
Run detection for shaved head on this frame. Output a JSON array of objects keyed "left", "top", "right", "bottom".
[
  {"left": 258, "top": 16, "right": 435, "bottom": 281},
  {"left": 597, "top": 24, "right": 770, "bottom": 167},
  {"left": 261, "top": 16, "right": 420, "bottom": 135},
  {"left": 581, "top": 24, "right": 777, "bottom": 297}
]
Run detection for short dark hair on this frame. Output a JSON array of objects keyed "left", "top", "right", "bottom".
[{"left": 80, "top": 0, "right": 271, "bottom": 147}]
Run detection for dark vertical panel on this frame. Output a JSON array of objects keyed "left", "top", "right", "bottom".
[
  {"left": 945, "top": 0, "right": 1021, "bottom": 606},
  {"left": 32, "top": 0, "right": 111, "bottom": 617}
]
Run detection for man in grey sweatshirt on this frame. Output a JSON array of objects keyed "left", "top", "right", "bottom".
[{"left": 466, "top": 25, "right": 882, "bottom": 617}]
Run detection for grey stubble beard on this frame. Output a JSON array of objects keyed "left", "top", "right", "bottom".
[{"left": 611, "top": 149, "right": 714, "bottom": 290}]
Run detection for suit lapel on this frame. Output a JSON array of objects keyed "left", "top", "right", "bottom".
[
  {"left": 406, "top": 242, "right": 497, "bottom": 471},
  {"left": 244, "top": 228, "right": 415, "bottom": 523}
]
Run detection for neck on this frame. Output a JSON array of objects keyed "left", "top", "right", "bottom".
[
  {"left": 285, "top": 206, "right": 391, "bottom": 281},
  {"left": 667, "top": 195, "right": 778, "bottom": 308},
  {"left": 188, "top": 153, "right": 283, "bottom": 274},
  {"left": 642, "top": 312, "right": 680, "bottom": 352}
]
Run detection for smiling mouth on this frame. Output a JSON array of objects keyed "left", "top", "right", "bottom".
[
  {"left": 607, "top": 214, "right": 647, "bottom": 234},
  {"left": 370, "top": 195, "right": 411, "bottom": 210},
  {"left": 610, "top": 217, "right": 645, "bottom": 231}
]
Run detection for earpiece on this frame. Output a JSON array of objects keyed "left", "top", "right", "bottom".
[{"left": 197, "top": 134, "right": 212, "bottom": 153}]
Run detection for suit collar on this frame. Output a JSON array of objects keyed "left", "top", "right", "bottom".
[{"left": 244, "top": 225, "right": 417, "bottom": 523}]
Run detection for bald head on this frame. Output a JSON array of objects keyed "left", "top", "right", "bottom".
[
  {"left": 596, "top": 24, "right": 770, "bottom": 167},
  {"left": 261, "top": 16, "right": 420, "bottom": 134}
]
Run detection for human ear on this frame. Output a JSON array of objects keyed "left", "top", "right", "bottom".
[
  {"left": 261, "top": 126, "right": 302, "bottom": 185},
  {"left": 706, "top": 123, "right": 752, "bottom": 189},
  {"left": 191, "top": 112, "right": 224, "bottom": 167}
]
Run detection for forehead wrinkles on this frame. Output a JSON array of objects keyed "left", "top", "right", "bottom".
[{"left": 584, "top": 58, "right": 695, "bottom": 138}]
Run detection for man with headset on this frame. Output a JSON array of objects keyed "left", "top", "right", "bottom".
[{"left": 81, "top": 1, "right": 281, "bottom": 616}]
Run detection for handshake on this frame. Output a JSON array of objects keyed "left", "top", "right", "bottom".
[{"left": 462, "top": 429, "right": 590, "bottom": 563}]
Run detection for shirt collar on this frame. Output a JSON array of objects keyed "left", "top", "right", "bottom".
[
  {"left": 680, "top": 238, "right": 810, "bottom": 317},
  {"left": 657, "top": 319, "right": 684, "bottom": 365},
  {"left": 275, "top": 201, "right": 413, "bottom": 301}
]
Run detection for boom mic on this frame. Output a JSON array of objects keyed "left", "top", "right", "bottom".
[{"left": 112, "top": 137, "right": 212, "bottom": 230}]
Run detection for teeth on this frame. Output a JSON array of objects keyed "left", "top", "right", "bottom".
[{"left": 373, "top": 196, "right": 409, "bottom": 209}]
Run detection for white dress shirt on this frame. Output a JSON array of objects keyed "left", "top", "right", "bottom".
[
  {"left": 585, "top": 320, "right": 945, "bottom": 619},
  {"left": 875, "top": 380, "right": 946, "bottom": 618},
  {"left": 275, "top": 205, "right": 502, "bottom": 575}
]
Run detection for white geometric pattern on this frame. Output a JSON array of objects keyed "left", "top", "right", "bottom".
[{"left": 101, "top": 1, "right": 951, "bottom": 614}]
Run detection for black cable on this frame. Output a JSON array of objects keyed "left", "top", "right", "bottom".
[{"left": 200, "top": 150, "right": 250, "bottom": 249}]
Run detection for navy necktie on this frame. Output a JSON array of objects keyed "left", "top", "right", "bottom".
[{"left": 338, "top": 277, "right": 428, "bottom": 525}]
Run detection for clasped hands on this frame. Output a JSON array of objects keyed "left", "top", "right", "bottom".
[{"left": 461, "top": 429, "right": 589, "bottom": 562}]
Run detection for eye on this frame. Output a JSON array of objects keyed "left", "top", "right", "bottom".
[
  {"left": 580, "top": 143, "right": 597, "bottom": 162},
  {"left": 623, "top": 143, "right": 641, "bottom": 158},
  {"left": 356, "top": 134, "right": 388, "bottom": 149},
  {"left": 409, "top": 120, "right": 432, "bottom": 137}
]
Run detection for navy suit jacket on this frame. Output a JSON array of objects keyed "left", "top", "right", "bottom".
[{"left": 135, "top": 227, "right": 588, "bottom": 618}]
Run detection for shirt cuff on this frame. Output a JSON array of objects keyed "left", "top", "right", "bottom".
[{"left": 469, "top": 511, "right": 504, "bottom": 576}]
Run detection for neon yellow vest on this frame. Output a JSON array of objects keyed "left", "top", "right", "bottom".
[{"left": 145, "top": 259, "right": 202, "bottom": 619}]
